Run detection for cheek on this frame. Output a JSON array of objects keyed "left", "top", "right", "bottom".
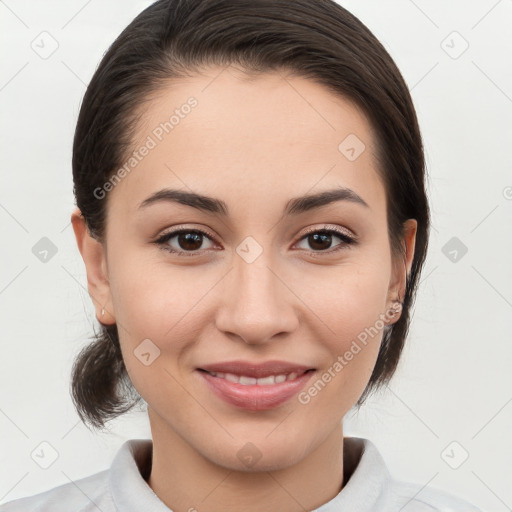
[
  {"left": 109, "top": 254, "right": 209, "bottom": 338},
  {"left": 299, "top": 326, "right": 383, "bottom": 419},
  {"left": 296, "top": 259, "right": 390, "bottom": 342},
  {"left": 295, "top": 261, "right": 388, "bottom": 401},
  {"left": 108, "top": 259, "right": 222, "bottom": 393},
  {"left": 108, "top": 261, "right": 197, "bottom": 405}
]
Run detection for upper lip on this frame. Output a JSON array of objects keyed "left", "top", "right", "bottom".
[{"left": 198, "top": 360, "right": 315, "bottom": 378}]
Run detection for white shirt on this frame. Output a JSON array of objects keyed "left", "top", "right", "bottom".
[{"left": 0, "top": 436, "right": 482, "bottom": 511}]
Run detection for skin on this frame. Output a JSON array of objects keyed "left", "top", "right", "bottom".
[{"left": 71, "top": 65, "right": 417, "bottom": 512}]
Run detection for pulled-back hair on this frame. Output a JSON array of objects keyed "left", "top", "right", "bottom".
[{"left": 71, "top": 0, "right": 430, "bottom": 430}]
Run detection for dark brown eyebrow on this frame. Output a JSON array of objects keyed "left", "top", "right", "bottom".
[
  {"left": 285, "top": 187, "right": 369, "bottom": 214},
  {"left": 138, "top": 186, "right": 369, "bottom": 216}
]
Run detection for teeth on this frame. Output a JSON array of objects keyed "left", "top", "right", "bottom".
[
  {"left": 207, "top": 371, "right": 303, "bottom": 385},
  {"left": 239, "top": 375, "right": 257, "bottom": 385}
]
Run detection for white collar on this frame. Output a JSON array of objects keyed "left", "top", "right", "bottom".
[{"left": 108, "top": 436, "right": 392, "bottom": 511}]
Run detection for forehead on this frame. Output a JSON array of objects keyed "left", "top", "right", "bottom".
[{"left": 107, "top": 66, "right": 386, "bottom": 220}]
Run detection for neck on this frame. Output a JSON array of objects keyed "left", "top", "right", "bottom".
[{"left": 146, "top": 409, "right": 345, "bottom": 512}]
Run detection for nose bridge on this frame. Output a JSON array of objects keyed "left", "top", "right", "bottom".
[{"left": 215, "top": 245, "right": 298, "bottom": 344}]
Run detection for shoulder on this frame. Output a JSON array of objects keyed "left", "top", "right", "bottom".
[
  {"left": 342, "top": 436, "right": 483, "bottom": 512},
  {"left": 0, "top": 469, "right": 113, "bottom": 512},
  {"left": 389, "top": 479, "right": 484, "bottom": 512}
]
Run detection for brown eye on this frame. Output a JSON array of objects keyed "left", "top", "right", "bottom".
[
  {"left": 155, "top": 229, "right": 216, "bottom": 255},
  {"left": 176, "top": 232, "right": 204, "bottom": 251},
  {"left": 296, "top": 228, "right": 356, "bottom": 253},
  {"left": 307, "top": 232, "right": 333, "bottom": 251}
]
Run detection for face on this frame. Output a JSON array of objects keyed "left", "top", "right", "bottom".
[{"left": 72, "top": 65, "right": 416, "bottom": 472}]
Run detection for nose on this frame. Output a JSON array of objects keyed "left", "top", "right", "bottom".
[{"left": 215, "top": 254, "right": 299, "bottom": 345}]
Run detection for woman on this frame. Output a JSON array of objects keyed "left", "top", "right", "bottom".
[{"left": 1, "top": 0, "right": 482, "bottom": 510}]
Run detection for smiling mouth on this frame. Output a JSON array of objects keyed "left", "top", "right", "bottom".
[{"left": 196, "top": 367, "right": 317, "bottom": 411}]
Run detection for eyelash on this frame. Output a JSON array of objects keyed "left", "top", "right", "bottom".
[{"left": 153, "top": 225, "right": 357, "bottom": 257}]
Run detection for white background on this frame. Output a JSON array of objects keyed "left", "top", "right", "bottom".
[{"left": 1, "top": 0, "right": 511, "bottom": 510}]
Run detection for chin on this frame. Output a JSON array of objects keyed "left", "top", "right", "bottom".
[{"left": 200, "top": 434, "right": 310, "bottom": 473}]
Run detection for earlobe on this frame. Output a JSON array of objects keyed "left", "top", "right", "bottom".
[{"left": 70, "top": 207, "right": 115, "bottom": 325}]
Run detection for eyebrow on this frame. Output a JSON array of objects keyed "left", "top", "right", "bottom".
[{"left": 138, "top": 186, "right": 369, "bottom": 216}]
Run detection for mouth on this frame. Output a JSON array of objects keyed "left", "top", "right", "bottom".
[{"left": 195, "top": 366, "right": 317, "bottom": 411}]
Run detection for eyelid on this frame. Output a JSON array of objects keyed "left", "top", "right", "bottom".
[
  {"left": 298, "top": 224, "right": 356, "bottom": 241},
  {"left": 155, "top": 224, "right": 217, "bottom": 242}
]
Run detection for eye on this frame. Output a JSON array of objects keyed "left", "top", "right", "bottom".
[
  {"left": 295, "top": 226, "right": 357, "bottom": 254},
  {"left": 153, "top": 225, "right": 357, "bottom": 257},
  {"left": 154, "top": 227, "right": 216, "bottom": 256}
]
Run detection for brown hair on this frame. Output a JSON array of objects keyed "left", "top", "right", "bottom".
[{"left": 71, "top": 0, "right": 430, "bottom": 430}]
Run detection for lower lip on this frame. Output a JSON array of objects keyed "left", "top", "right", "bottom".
[{"left": 196, "top": 370, "right": 316, "bottom": 411}]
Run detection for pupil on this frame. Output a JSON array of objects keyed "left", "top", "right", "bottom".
[
  {"left": 309, "top": 233, "right": 331, "bottom": 250},
  {"left": 179, "top": 232, "right": 202, "bottom": 250}
]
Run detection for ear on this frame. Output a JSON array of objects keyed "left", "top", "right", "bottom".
[
  {"left": 385, "top": 218, "right": 417, "bottom": 324},
  {"left": 71, "top": 207, "right": 115, "bottom": 325}
]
